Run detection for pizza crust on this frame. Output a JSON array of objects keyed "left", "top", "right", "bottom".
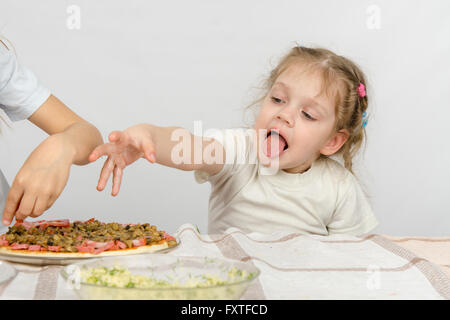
[{"left": 0, "top": 240, "right": 170, "bottom": 258}]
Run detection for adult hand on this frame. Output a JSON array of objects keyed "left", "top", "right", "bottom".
[{"left": 2, "top": 134, "right": 74, "bottom": 225}]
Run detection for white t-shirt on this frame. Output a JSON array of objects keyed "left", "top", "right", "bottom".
[
  {"left": 194, "top": 128, "right": 378, "bottom": 235},
  {"left": 0, "top": 41, "right": 51, "bottom": 213}
]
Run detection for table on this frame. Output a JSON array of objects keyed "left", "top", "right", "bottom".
[
  {"left": 1, "top": 224, "right": 449, "bottom": 300},
  {"left": 381, "top": 234, "right": 450, "bottom": 278}
]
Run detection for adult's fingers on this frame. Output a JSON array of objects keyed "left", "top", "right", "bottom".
[
  {"left": 97, "top": 156, "right": 115, "bottom": 191},
  {"left": 2, "top": 187, "right": 24, "bottom": 225},
  {"left": 30, "top": 194, "right": 51, "bottom": 218},
  {"left": 14, "top": 192, "right": 37, "bottom": 221},
  {"left": 111, "top": 165, "right": 123, "bottom": 197}
]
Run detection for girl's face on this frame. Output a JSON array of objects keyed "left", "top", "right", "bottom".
[{"left": 254, "top": 63, "right": 349, "bottom": 173}]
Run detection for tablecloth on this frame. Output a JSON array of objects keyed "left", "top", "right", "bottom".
[{"left": 1, "top": 223, "right": 449, "bottom": 300}]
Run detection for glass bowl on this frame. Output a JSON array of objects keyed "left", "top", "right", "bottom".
[{"left": 61, "top": 254, "right": 260, "bottom": 300}]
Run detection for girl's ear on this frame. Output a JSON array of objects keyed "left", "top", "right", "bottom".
[{"left": 319, "top": 129, "right": 349, "bottom": 156}]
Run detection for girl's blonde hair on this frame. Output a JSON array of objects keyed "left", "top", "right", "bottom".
[{"left": 244, "top": 45, "right": 370, "bottom": 175}]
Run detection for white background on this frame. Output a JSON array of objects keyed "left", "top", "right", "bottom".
[{"left": 0, "top": 0, "right": 449, "bottom": 236}]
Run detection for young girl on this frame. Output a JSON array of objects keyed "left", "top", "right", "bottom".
[
  {"left": 89, "top": 45, "right": 378, "bottom": 235},
  {"left": 0, "top": 38, "right": 103, "bottom": 226}
]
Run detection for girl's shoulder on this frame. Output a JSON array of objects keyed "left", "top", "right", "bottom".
[
  {"left": 314, "top": 156, "right": 360, "bottom": 190},
  {"left": 315, "top": 156, "right": 349, "bottom": 179},
  {"left": 318, "top": 157, "right": 366, "bottom": 199}
]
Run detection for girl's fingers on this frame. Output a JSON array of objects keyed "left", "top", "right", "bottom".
[
  {"left": 111, "top": 166, "right": 123, "bottom": 196},
  {"left": 141, "top": 139, "right": 156, "bottom": 163},
  {"left": 89, "top": 134, "right": 128, "bottom": 163},
  {"left": 97, "top": 157, "right": 115, "bottom": 191},
  {"left": 14, "top": 192, "right": 37, "bottom": 221},
  {"left": 108, "top": 131, "right": 124, "bottom": 143},
  {"left": 89, "top": 145, "right": 108, "bottom": 162},
  {"left": 115, "top": 156, "right": 127, "bottom": 169},
  {"left": 89, "top": 143, "right": 117, "bottom": 162},
  {"left": 88, "top": 150, "right": 99, "bottom": 162}
]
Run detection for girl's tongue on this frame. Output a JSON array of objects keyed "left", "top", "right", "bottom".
[{"left": 263, "top": 132, "right": 287, "bottom": 158}]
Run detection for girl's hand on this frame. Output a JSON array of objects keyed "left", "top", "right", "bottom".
[
  {"left": 88, "top": 124, "right": 156, "bottom": 196},
  {"left": 2, "top": 135, "right": 74, "bottom": 225}
]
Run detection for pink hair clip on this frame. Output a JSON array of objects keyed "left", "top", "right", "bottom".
[{"left": 357, "top": 83, "right": 366, "bottom": 98}]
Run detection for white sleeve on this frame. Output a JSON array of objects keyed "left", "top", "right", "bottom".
[
  {"left": 327, "top": 173, "right": 379, "bottom": 235},
  {"left": 194, "top": 128, "right": 253, "bottom": 186},
  {"left": 0, "top": 43, "right": 51, "bottom": 121}
]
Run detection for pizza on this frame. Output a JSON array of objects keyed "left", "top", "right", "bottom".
[{"left": 0, "top": 218, "right": 177, "bottom": 258}]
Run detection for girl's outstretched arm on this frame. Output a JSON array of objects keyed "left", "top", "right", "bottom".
[{"left": 88, "top": 124, "right": 225, "bottom": 196}]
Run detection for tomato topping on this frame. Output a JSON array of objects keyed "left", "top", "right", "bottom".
[
  {"left": 93, "top": 241, "right": 114, "bottom": 254},
  {"left": 84, "top": 240, "right": 98, "bottom": 248},
  {"left": 75, "top": 246, "right": 94, "bottom": 253},
  {"left": 105, "top": 241, "right": 115, "bottom": 250},
  {"left": 11, "top": 243, "right": 29, "bottom": 250},
  {"left": 48, "top": 219, "right": 70, "bottom": 228},
  {"left": 14, "top": 220, "right": 33, "bottom": 230},
  {"left": 28, "top": 245, "right": 41, "bottom": 251},
  {"left": 132, "top": 238, "right": 145, "bottom": 247},
  {"left": 116, "top": 241, "right": 127, "bottom": 249}
]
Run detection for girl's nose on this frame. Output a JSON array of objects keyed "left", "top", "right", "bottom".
[{"left": 276, "top": 106, "right": 295, "bottom": 128}]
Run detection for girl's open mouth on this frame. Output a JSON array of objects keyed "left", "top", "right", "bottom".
[{"left": 263, "top": 130, "right": 289, "bottom": 158}]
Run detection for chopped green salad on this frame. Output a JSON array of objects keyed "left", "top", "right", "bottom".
[{"left": 81, "top": 266, "right": 256, "bottom": 289}]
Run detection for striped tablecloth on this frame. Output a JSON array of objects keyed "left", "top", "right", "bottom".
[{"left": 0, "top": 223, "right": 449, "bottom": 300}]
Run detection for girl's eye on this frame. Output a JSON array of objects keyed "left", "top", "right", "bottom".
[
  {"left": 271, "top": 97, "right": 284, "bottom": 104},
  {"left": 301, "top": 111, "right": 316, "bottom": 121}
]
